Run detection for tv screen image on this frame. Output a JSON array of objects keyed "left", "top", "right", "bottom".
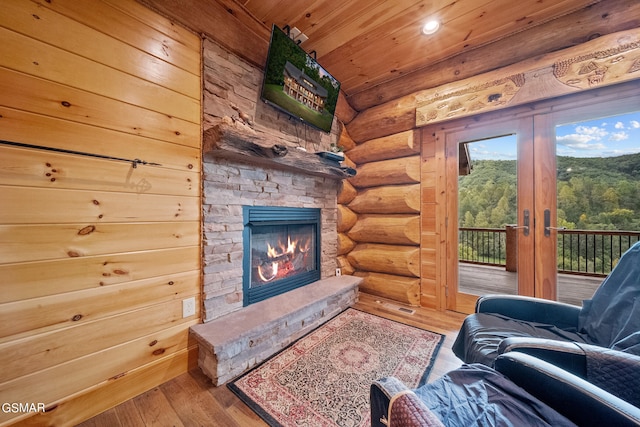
[{"left": 261, "top": 25, "right": 341, "bottom": 133}]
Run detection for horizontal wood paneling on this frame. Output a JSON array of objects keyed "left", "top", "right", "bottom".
[
  {"left": 1, "top": 1, "right": 199, "bottom": 99},
  {"left": 0, "top": 271, "right": 199, "bottom": 342},
  {"left": 36, "top": 0, "right": 201, "bottom": 71},
  {"left": 0, "top": 322, "right": 197, "bottom": 425},
  {"left": 0, "top": 296, "right": 200, "bottom": 382},
  {"left": 0, "top": 68, "right": 200, "bottom": 146},
  {"left": 0, "top": 186, "right": 199, "bottom": 223},
  {"left": 0, "top": 146, "right": 199, "bottom": 195},
  {"left": 0, "top": 246, "right": 200, "bottom": 303},
  {"left": 0, "top": 27, "right": 198, "bottom": 123},
  {"left": 0, "top": 222, "right": 198, "bottom": 263},
  {"left": 0, "top": 1, "right": 201, "bottom": 425},
  {"left": 13, "top": 347, "right": 199, "bottom": 427},
  {"left": 0, "top": 108, "right": 200, "bottom": 171}
]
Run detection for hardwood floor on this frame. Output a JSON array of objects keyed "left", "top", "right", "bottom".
[{"left": 77, "top": 292, "right": 466, "bottom": 427}]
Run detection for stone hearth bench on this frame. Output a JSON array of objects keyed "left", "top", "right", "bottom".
[{"left": 190, "top": 275, "right": 361, "bottom": 385}]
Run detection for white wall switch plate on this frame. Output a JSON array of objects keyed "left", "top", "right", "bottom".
[{"left": 182, "top": 297, "right": 196, "bottom": 318}]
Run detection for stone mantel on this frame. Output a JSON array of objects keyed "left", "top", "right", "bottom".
[{"left": 203, "top": 118, "right": 354, "bottom": 180}]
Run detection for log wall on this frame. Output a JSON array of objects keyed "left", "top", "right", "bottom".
[
  {"left": 341, "top": 27, "right": 640, "bottom": 312},
  {"left": 0, "top": 1, "right": 201, "bottom": 425},
  {"left": 338, "top": 130, "right": 422, "bottom": 305}
]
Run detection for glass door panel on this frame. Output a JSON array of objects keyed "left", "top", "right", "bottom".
[
  {"left": 458, "top": 135, "right": 519, "bottom": 297},
  {"left": 554, "top": 110, "right": 640, "bottom": 305},
  {"left": 447, "top": 118, "right": 535, "bottom": 313}
]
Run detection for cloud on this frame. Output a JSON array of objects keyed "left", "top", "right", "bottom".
[
  {"left": 609, "top": 131, "right": 629, "bottom": 141},
  {"left": 556, "top": 136, "right": 607, "bottom": 151},
  {"left": 631, "top": 120, "right": 640, "bottom": 129},
  {"left": 557, "top": 125, "right": 610, "bottom": 152},
  {"left": 574, "top": 125, "right": 608, "bottom": 138},
  {"left": 615, "top": 121, "right": 625, "bottom": 129}
]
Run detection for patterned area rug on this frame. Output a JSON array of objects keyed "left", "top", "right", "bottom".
[{"left": 228, "top": 308, "right": 444, "bottom": 427}]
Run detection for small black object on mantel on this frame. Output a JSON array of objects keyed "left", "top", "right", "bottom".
[
  {"left": 340, "top": 167, "right": 356, "bottom": 177},
  {"left": 315, "top": 151, "right": 345, "bottom": 163}
]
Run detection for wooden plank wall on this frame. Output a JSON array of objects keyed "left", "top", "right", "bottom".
[{"left": 0, "top": 1, "right": 201, "bottom": 425}]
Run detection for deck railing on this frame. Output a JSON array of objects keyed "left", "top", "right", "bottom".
[
  {"left": 556, "top": 230, "right": 640, "bottom": 276},
  {"left": 459, "top": 227, "right": 640, "bottom": 276},
  {"left": 459, "top": 227, "right": 506, "bottom": 266}
]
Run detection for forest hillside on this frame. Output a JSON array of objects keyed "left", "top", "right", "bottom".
[{"left": 459, "top": 153, "right": 640, "bottom": 231}]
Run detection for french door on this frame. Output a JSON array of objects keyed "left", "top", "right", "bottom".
[
  {"left": 445, "top": 117, "right": 540, "bottom": 313},
  {"left": 443, "top": 88, "right": 640, "bottom": 314}
]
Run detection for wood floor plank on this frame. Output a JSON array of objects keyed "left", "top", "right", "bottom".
[
  {"left": 75, "top": 408, "right": 118, "bottom": 427},
  {"left": 133, "top": 387, "right": 186, "bottom": 427},
  {"left": 77, "top": 291, "right": 466, "bottom": 426},
  {"left": 113, "top": 400, "right": 146, "bottom": 427}
]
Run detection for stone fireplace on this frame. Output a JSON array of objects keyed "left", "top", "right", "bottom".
[
  {"left": 191, "top": 36, "right": 361, "bottom": 385},
  {"left": 202, "top": 155, "right": 342, "bottom": 321}
]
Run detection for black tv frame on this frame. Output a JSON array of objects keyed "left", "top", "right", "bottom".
[{"left": 260, "top": 25, "right": 341, "bottom": 134}]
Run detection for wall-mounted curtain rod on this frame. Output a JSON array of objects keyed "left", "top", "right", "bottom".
[{"left": 0, "top": 140, "right": 162, "bottom": 168}]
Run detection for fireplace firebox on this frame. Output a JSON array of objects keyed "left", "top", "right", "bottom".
[{"left": 242, "top": 206, "right": 321, "bottom": 306}]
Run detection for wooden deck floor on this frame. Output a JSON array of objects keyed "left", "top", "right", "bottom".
[
  {"left": 77, "top": 292, "right": 466, "bottom": 427},
  {"left": 459, "top": 263, "right": 604, "bottom": 306}
]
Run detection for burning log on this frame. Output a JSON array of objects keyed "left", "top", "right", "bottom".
[{"left": 252, "top": 236, "right": 312, "bottom": 283}]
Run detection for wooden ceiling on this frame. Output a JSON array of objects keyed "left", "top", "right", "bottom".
[{"left": 235, "top": 0, "right": 600, "bottom": 98}]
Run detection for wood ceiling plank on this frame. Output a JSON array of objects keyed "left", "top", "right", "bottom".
[
  {"left": 320, "top": 0, "right": 599, "bottom": 95},
  {"left": 240, "top": 0, "right": 288, "bottom": 23},
  {"left": 253, "top": 0, "right": 346, "bottom": 34},
  {"left": 300, "top": 0, "right": 415, "bottom": 56},
  {"left": 347, "top": 0, "right": 639, "bottom": 110}
]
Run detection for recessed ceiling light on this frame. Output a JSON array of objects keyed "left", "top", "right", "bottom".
[{"left": 422, "top": 19, "right": 440, "bottom": 35}]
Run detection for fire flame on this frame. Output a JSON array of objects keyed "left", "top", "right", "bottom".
[
  {"left": 256, "top": 235, "right": 310, "bottom": 283},
  {"left": 257, "top": 262, "right": 278, "bottom": 282}
]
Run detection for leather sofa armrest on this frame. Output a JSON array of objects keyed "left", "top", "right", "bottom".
[
  {"left": 499, "top": 340, "right": 640, "bottom": 408},
  {"left": 495, "top": 352, "right": 640, "bottom": 427},
  {"left": 498, "top": 337, "right": 588, "bottom": 377},
  {"left": 476, "top": 295, "right": 581, "bottom": 329}
]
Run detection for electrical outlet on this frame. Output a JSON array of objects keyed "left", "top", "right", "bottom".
[
  {"left": 336, "top": 268, "right": 342, "bottom": 277},
  {"left": 182, "top": 297, "right": 196, "bottom": 318}
]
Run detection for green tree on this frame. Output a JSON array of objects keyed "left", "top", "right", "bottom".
[{"left": 462, "top": 211, "right": 475, "bottom": 227}]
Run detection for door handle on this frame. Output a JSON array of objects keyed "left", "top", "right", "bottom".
[
  {"left": 510, "top": 209, "right": 530, "bottom": 236},
  {"left": 544, "top": 209, "right": 566, "bottom": 236}
]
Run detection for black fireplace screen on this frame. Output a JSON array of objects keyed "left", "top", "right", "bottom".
[{"left": 243, "top": 206, "right": 320, "bottom": 305}]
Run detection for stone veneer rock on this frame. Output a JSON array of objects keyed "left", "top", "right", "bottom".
[
  {"left": 201, "top": 35, "right": 342, "bottom": 323},
  {"left": 191, "top": 276, "right": 360, "bottom": 385},
  {"left": 196, "top": 35, "right": 349, "bottom": 385},
  {"left": 202, "top": 158, "right": 339, "bottom": 321}
]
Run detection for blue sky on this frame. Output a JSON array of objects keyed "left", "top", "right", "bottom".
[
  {"left": 468, "top": 111, "right": 640, "bottom": 160},
  {"left": 556, "top": 112, "right": 640, "bottom": 158}
]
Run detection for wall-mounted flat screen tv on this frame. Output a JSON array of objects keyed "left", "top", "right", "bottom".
[{"left": 260, "top": 25, "right": 341, "bottom": 133}]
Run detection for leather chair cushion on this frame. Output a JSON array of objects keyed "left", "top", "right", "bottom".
[{"left": 453, "top": 312, "right": 588, "bottom": 366}]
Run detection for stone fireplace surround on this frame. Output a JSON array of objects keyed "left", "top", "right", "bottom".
[{"left": 191, "top": 36, "right": 361, "bottom": 385}]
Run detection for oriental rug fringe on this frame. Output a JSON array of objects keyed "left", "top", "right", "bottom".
[{"left": 228, "top": 308, "right": 444, "bottom": 427}]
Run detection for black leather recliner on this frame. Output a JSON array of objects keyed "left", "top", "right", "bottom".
[
  {"left": 452, "top": 241, "right": 640, "bottom": 367},
  {"left": 370, "top": 346, "right": 640, "bottom": 427}
]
